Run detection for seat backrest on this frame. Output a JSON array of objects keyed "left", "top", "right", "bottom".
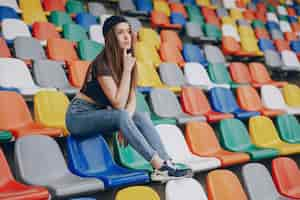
[
  {"left": 116, "top": 186, "right": 160, "bottom": 200},
  {"left": 67, "top": 60, "right": 91, "bottom": 88},
  {"left": 134, "top": 41, "right": 161, "bottom": 67},
  {"left": 14, "top": 36, "right": 46, "bottom": 60},
  {"left": 125, "top": 16, "right": 142, "bottom": 33},
  {"left": 47, "top": 38, "right": 78, "bottom": 61},
  {"left": 209, "top": 87, "right": 239, "bottom": 113},
  {"left": 138, "top": 27, "right": 160, "bottom": 50},
  {"left": 264, "top": 50, "right": 283, "bottom": 68},
  {"left": 182, "top": 43, "right": 207, "bottom": 66},
  {"left": 159, "top": 42, "right": 184, "bottom": 66},
  {"left": 282, "top": 84, "right": 300, "bottom": 107},
  {"left": 276, "top": 114, "right": 300, "bottom": 143},
  {"left": 281, "top": 50, "right": 300, "bottom": 66},
  {"left": 185, "top": 121, "right": 221, "bottom": 156},
  {"left": 137, "top": 61, "right": 163, "bottom": 88},
  {"left": 153, "top": 0, "right": 170, "bottom": 16},
  {"left": 0, "top": 148, "right": 14, "bottom": 185},
  {"left": 181, "top": 86, "right": 211, "bottom": 115},
  {"left": 89, "top": 25, "right": 104, "bottom": 44},
  {"left": 249, "top": 62, "right": 272, "bottom": 83},
  {"left": 63, "top": 23, "right": 88, "bottom": 42},
  {"left": 229, "top": 62, "right": 251, "bottom": 84},
  {"left": 136, "top": 92, "right": 151, "bottom": 114},
  {"left": 49, "top": 11, "right": 73, "bottom": 27},
  {"left": 32, "top": 22, "right": 61, "bottom": 42},
  {"left": 2, "top": 18, "right": 31, "bottom": 40},
  {"left": 261, "top": 85, "right": 286, "bottom": 109},
  {"left": 78, "top": 39, "right": 104, "bottom": 61},
  {"left": 204, "top": 44, "right": 225, "bottom": 64},
  {"left": 274, "top": 39, "right": 290, "bottom": 51},
  {"left": 236, "top": 86, "right": 262, "bottom": 111},
  {"left": 160, "top": 30, "right": 182, "bottom": 50},
  {"left": 207, "top": 63, "right": 232, "bottom": 84},
  {"left": 158, "top": 62, "right": 186, "bottom": 86},
  {"left": 88, "top": 2, "right": 106, "bottom": 17},
  {"left": 258, "top": 39, "right": 275, "bottom": 51},
  {"left": 242, "top": 163, "right": 281, "bottom": 200},
  {"left": 0, "top": 37, "right": 11, "bottom": 57},
  {"left": 75, "top": 13, "right": 97, "bottom": 31},
  {"left": 43, "top": 0, "right": 65, "bottom": 12},
  {"left": 184, "top": 62, "right": 212, "bottom": 86},
  {"left": 65, "top": 0, "right": 85, "bottom": 14}
]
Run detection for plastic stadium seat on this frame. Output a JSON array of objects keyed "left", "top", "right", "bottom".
[
  {"left": 135, "top": 42, "right": 161, "bottom": 68},
  {"left": 138, "top": 27, "right": 160, "bottom": 50},
  {"left": 150, "top": 11, "right": 182, "bottom": 30},
  {"left": 243, "top": 10, "right": 255, "bottom": 22},
  {"left": 135, "top": 0, "right": 152, "bottom": 13},
  {"left": 222, "top": 24, "right": 240, "bottom": 41},
  {"left": 78, "top": 40, "right": 104, "bottom": 61},
  {"left": 186, "top": 5, "right": 204, "bottom": 25},
  {"left": 275, "top": 114, "right": 300, "bottom": 143},
  {"left": 1, "top": 19, "right": 31, "bottom": 42},
  {"left": 75, "top": 13, "right": 98, "bottom": 31},
  {"left": 165, "top": 178, "right": 208, "bottom": 200},
  {"left": 63, "top": 24, "right": 88, "bottom": 43},
  {"left": 203, "top": 45, "right": 226, "bottom": 65},
  {"left": 0, "top": 148, "right": 50, "bottom": 200},
  {"left": 13, "top": 37, "right": 47, "bottom": 61},
  {"left": 281, "top": 50, "right": 300, "bottom": 71},
  {"left": 0, "top": 6, "right": 18, "bottom": 22},
  {"left": 223, "top": 0, "right": 236, "bottom": 9},
  {"left": 291, "top": 23, "right": 300, "bottom": 33},
  {"left": 252, "top": 19, "right": 266, "bottom": 29},
  {"left": 150, "top": 88, "right": 206, "bottom": 124},
  {"left": 0, "top": 131, "right": 12, "bottom": 143},
  {"left": 277, "top": 5, "right": 287, "bottom": 15},
  {"left": 0, "top": 0, "right": 21, "bottom": 13},
  {"left": 170, "top": 2, "right": 188, "bottom": 18},
  {"left": 274, "top": 39, "right": 290, "bottom": 51},
  {"left": 209, "top": 87, "right": 260, "bottom": 119},
  {"left": 153, "top": 0, "right": 170, "bottom": 16},
  {"left": 116, "top": 186, "right": 160, "bottom": 200},
  {"left": 125, "top": 16, "right": 143, "bottom": 33},
  {"left": 170, "top": 12, "right": 186, "bottom": 27},
  {"left": 160, "top": 30, "right": 182, "bottom": 50},
  {"left": 156, "top": 124, "right": 220, "bottom": 172},
  {"left": 242, "top": 163, "right": 287, "bottom": 200},
  {"left": 185, "top": 22, "right": 216, "bottom": 43},
  {"left": 279, "top": 21, "right": 292, "bottom": 33},
  {"left": 180, "top": 87, "right": 233, "bottom": 122},
  {"left": 49, "top": 11, "right": 74, "bottom": 28},
  {"left": 32, "top": 59, "right": 78, "bottom": 95},
  {"left": 282, "top": 84, "right": 300, "bottom": 107},
  {"left": 272, "top": 157, "right": 300, "bottom": 199},
  {"left": 267, "top": 12, "right": 279, "bottom": 23},
  {"left": 249, "top": 62, "right": 287, "bottom": 88},
  {"left": 34, "top": 90, "right": 69, "bottom": 136},
  {"left": 291, "top": 40, "right": 300, "bottom": 55},
  {"left": 0, "top": 37, "right": 11, "bottom": 57},
  {"left": 47, "top": 38, "right": 79, "bottom": 62},
  {"left": 203, "top": 24, "right": 222, "bottom": 41},
  {"left": 228, "top": 62, "right": 252, "bottom": 85},
  {"left": 0, "top": 91, "right": 62, "bottom": 138},
  {"left": 258, "top": 39, "right": 276, "bottom": 51},
  {"left": 249, "top": 116, "right": 300, "bottom": 155},
  {"left": 67, "top": 134, "right": 149, "bottom": 189},
  {"left": 66, "top": 0, "right": 85, "bottom": 15},
  {"left": 32, "top": 22, "right": 61, "bottom": 45},
  {"left": 270, "top": 29, "right": 284, "bottom": 40},
  {"left": 89, "top": 25, "right": 104, "bottom": 44},
  {"left": 237, "top": 86, "right": 285, "bottom": 117},
  {"left": 207, "top": 63, "right": 238, "bottom": 88},
  {"left": 0, "top": 58, "right": 54, "bottom": 96},
  {"left": 182, "top": 44, "right": 208, "bottom": 67},
  {"left": 15, "top": 135, "right": 103, "bottom": 198},
  {"left": 186, "top": 121, "right": 250, "bottom": 167},
  {"left": 182, "top": 0, "right": 196, "bottom": 4},
  {"left": 119, "top": 0, "right": 145, "bottom": 16},
  {"left": 264, "top": 50, "right": 283, "bottom": 70},
  {"left": 255, "top": 28, "right": 270, "bottom": 39},
  {"left": 184, "top": 62, "right": 229, "bottom": 90},
  {"left": 216, "top": 8, "right": 228, "bottom": 18},
  {"left": 160, "top": 42, "right": 185, "bottom": 67},
  {"left": 218, "top": 119, "right": 279, "bottom": 160},
  {"left": 158, "top": 63, "right": 186, "bottom": 87},
  {"left": 287, "top": 7, "right": 296, "bottom": 16},
  {"left": 19, "top": 0, "right": 47, "bottom": 25},
  {"left": 43, "top": 0, "right": 65, "bottom": 13},
  {"left": 88, "top": 2, "right": 106, "bottom": 17},
  {"left": 67, "top": 60, "right": 91, "bottom": 88}
]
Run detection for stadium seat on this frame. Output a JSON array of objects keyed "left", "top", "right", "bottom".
[
  {"left": 67, "top": 60, "right": 91, "bottom": 88},
  {"left": 170, "top": 2, "right": 188, "bottom": 18},
  {"left": 1, "top": 19, "right": 31, "bottom": 42},
  {"left": 66, "top": 0, "right": 85, "bottom": 15},
  {"left": 203, "top": 45, "right": 226, "bottom": 65},
  {"left": 182, "top": 43, "right": 208, "bottom": 67},
  {"left": 134, "top": 41, "right": 161, "bottom": 68},
  {"left": 66, "top": 134, "right": 149, "bottom": 189},
  {"left": 0, "top": 148, "right": 50, "bottom": 200},
  {"left": 89, "top": 25, "right": 104, "bottom": 44},
  {"left": 0, "top": 91, "right": 62, "bottom": 138},
  {"left": 272, "top": 157, "right": 300, "bottom": 199},
  {"left": 75, "top": 12, "right": 98, "bottom": 31},
  {"left": 252, "top": 19, "right": 266, "bottom": 29},
  {"left": 186, "top": 5, "right": 204, "bottom": 25},
  {"left": 119, "top": 0, "right": 146, "bottom": 16},
  {"left": 158, "top": 63, "right": 186, "bottom": 87},
  {"left": 291, "top": 40, "right": 300, "bottom": 56},
  {"left": 156, "top": 124, "right": 220, "bottom": 172},
  {"left": 264, "top": 50, "right": 283, "bottom": 70},
  {"left": 274, "top": 39, "right": 290, "bottom": 51},
  {"left": 135, "top": 0, "right": 152, "bottom": 13},
  {"left": 281, "top": 50, "right": 300, "bottom": 71},
  {"left": 270, "top": 29, "right": 284, "bottom": 40},
  {"left": 286, "top": 32, "right": 298, "bottom": 42},
  {"left": 242, "top": 163, "right": 286, "bottom": 200},
  {"left": 185, "top": 121, "right": 250, "bottom": 167},
  {"left": 207, "top": 63, "right": 238, "bottom": 88},
  {"left": 180, "top": 87, "right": 234, "bottom": 122},
  {"left": 78, "top": 40, "right": 104, "bottom": 61},
  {"left": 153, "top": 0, "right": 170, "bottom": 16},
  {"left": 19, "top": 0, "right": 47, "bottom": 25},
  {"left": 42, "top": 0, "right": 65, "bottom": 13},
  {"left": 258, "top": 39, "right": 276, "bottom": 51},
  {"left": 0, "top": 0, "right": 21, "bottom": 13},
  {"left": 0, "top": 6, "right": 18, "bottom": 22},
  {"left": 165, "top": 178, "right": 208, "bottom": 200},
  {"left": 88, "top": 2, "right": 106, "bottom": 17},
  {"left": 254, "top": 28, "right": 270, "bottom": 39},
  {"left": 228, "top": 62, "right": 252, "bottom": 85},
  {"left": 282, "top": 84, "right": 300, "bottom": 107},
  {"left": 218, "top": 118, "right": 279, "bottom": 160},
  {"left": 222, "top": 24, "right": 240, "bottom": 41},
  {"left": 63, "top": 23, "right": 88, "bottom": 43},
  {"left": 209, "top": 87, "right": 260, "bottom": 119},
  {"left": 150, "top": 88, "right": 206, "bottom": 124},
  {"left": 49, "top": 11, "right": 74, "bottom": 29},
  {"left": 15, "top": 135, "right": 104, "bottom": 198},
  {"left": 47, "top": 38, "right": 79, "bottom": 62},
  {"left": 138, "top": 27, "right": 160, "bottom": 50},
  {"left": 279, "top": 21, "right": 292, "bottom": 33},
  {"left": 0, "top": 37, "right": 11, "bottom": 57},
  {"left": 150, "top": 11, "right": 182, "bottom": 30},
  {"left": 32, "top": 22, "right": 61, "bottom": 45},
  {"left": 243, "top": 10, "right": 255, "bottom": 22},
  {"left": 32, "top": 59, "right": 78, "bottom": 95},
  {"left": 0, "top": 131, "right": 12, "bottom": 142},
  {"left": 170, "top": 12, "right": 186, "bottom": 27},
  {"left": 249, "top": 116, "right": 300, "bottom": 155},
  {"left": 125, "top": 16, "right": 143, "bottom": 33},
  {"left": 185, "top": 22, "right": 216, "bottom": 43},
  {"left": 115, "top": 186, "right": 160, "bottom": 200},
  {"left": 160, "top": 30, "right": 182, "bottom": 50},
  {"left": 275, "top": 114, "right": 300, "bottom": 143},
  {"left": 203, "top": 24, "right": 222, "bottom": 41},
  {"left": 159, "top": 42, "right": 185, "bottom": 67}
]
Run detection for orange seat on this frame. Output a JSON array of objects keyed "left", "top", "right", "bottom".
[
  {"left": 249, "top": 62, "right": 287, "bottom": 88},
  {"left": 0, "top": 37, "right": 11, "bottom": 58},
  {"left": 32, "top": 22, "right": 61, "bottom": 42},
  {"left": 160, "top": 30, "right": 182, "bottom": 50},
  {"left": 229, "top": 62, "right": 252, "bottom": 84},
  {"left": 67, "top": 60, "right": 91, "bottom": 88},
  {"left": 237, "top": 86, "right": 285, "bottom": 117},
  {"left": 222, "top": 36, "right": 241, "bottom": 55},
  {"left": 181, "top": 87, "right": 233, "bottom": 122},
  {"left": 287, "top": 7, "right": 296, "bottom": 16},
  {"left": 243, "top": 10, "right": 255, "bottom": 22},
  {"left": 291, "top": 23, "right": 300, "bottom": 33},
  {"left": 255, "top": 13, "right": 267, "bottom": 23},
  {"left": 274, "top": 39, "right": 290, "bottom": 51},
  {"left": 150, "top": 11, "right": 181, "bottom": 30},
  {"left": 0, "top": 91, "right": 62, "bottom": 138},
  {"left": 47, "top": 38, "right": 78, "bottom": 62},
  {"left": 284, "top": 32, "right": 298, "bottom": 42},
  {"left": 159, "top": 42, "right": 185, "bottom": 67},
  {"left": 185, "top": 121, "right": 250, "bottom": 167},
  {"left": 207, "top": 170, "right": 248, "bottom": 200},
  {"left": 170, "top": 2, "right": 187, "bottom": 18},
  {"left": 43, "top": 0, "right": 65, "bottom": 12},
  {"left": 255, "top": 28, "right": 270, "bottom": 39}
]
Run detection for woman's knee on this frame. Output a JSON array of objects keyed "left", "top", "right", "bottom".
[
  {"left": 118, "top": 109, "right": 131, "bottom": 125},
  {"left": 133, "top": 112, "right": 151, "bottom": 124}
]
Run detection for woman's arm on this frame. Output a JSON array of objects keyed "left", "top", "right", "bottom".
[{"left": 125, "top": 88, "right": 136, "bottom": 116}]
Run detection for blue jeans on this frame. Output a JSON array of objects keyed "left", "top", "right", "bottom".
[{"left": 65, "top": 97, "right": 171, "bottom": 162}]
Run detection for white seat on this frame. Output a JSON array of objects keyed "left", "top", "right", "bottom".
[
  {"left": 261, "top": 85, "right": 300, "bottom": 115},
  {"left": 223, "top": 0, "right": 236, "bottom": 9},
  {"left": 166, "top": 178, "right": 208, "bottom": 200},
  {"left": 184, "top": 62, "right": 230, "bottom": 90},
  {"left": 155, "top": 124, "right": 221, "bottom": 172},
  {"left": 0, "top": 0, "right": 21, "bottom": 12},
  {"left": 279, "top": 21, "right": 292, "bottom": 33},
  {"left": 0, "top": 58, "right": 55, "bottom": 96},
  {"left": 89, "top": 25, "right": 104, "bottom": 44},
  {"left": 277, "top": 5, "right": 287, "bottom": 15},
  {"left": 2, "top": 19, "right": 31, "bottom": 41},
  {"left": 222, "top": 24, "right": 240, "bottom": 41},
  {"left": 267, "top": 13, "right": 279, "bottom": 23},
  {"left": 281, "top": 50, "right": 300, "bottom": 71}
]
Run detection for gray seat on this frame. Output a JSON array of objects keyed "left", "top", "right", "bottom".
[
  {"left": 247, "top": 2, "right": 256, "bottom": 11},
  {"left": 88, "top": 2, "right": 106, "bottom": 17},
  {"left": 149, "top": 88, "right": 206, "bottom": 124},
  {"left": 211, "top": 0, "right": 222, "bottom": 8},
  {"left": 204, "top": 44, "right": 226, "bottom": 64},
  {"left": 159, "top": 63, "right": 186, "bottom": 87},
  {"left": 270, "top": 29, "right": 284, "bottom": 40},
  {"left": 185, "top": 22, "right": 216, "bottom": 43},
  {"left": 14, "top": 36, "right": 46, "bottom": 60},
  {"left": 14, "top": 135, "right": 104, "bottom": 199},
  {"left": 119, "top": 0, "right": 148, "bottom": 16},
  {"left": 264, "top": 50, "right": 283, "bottom": 70},
  {"left": 125, "top": 16, "right": 142, "bottom": 33},
  {"left": 33, "top": 60, "right": 78, "bottom": 96},
  {"left": 237, "top": 19, "right": 250, "bottom": 27},
  {"left": 242, "top": 163, "right": 289, "bottom": 200},
  {"left": 216, "top": 8, "right": 228, "bottom": 17}
]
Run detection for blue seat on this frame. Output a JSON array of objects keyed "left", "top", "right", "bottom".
[
  {"left": 66, "top": 134, "right": 149, "bottom": 189},
  {"left": 135, "top": 0, "right": 152, "bottom": 13},
  {"left": 258, "top": 39, "right": 276, "bottom": 52},
  {"left": 0, "top": 6, "right": 18, "bottom": 22},
  {"left": 209, "top": 87, "right": 260, "bottom": 120},
  {"left": 181, "top": 0, "right": 196, "bottom": 5},
  {"left": 266, "top": 21, "right": 280, "bottom": 31},
  {"left": 0, "top": 86, "right": 20, "bottom": 93},
  {"left": 295, "top": 5, "right": 300, "bottom": 16},
  {"left": 291, "top": 41, "right": 300, "bottom": 53},
  {"left": 170, "top": 12, "right": 186, "bottom": 26},
  {"left": 182, "top": 43, "right": 208, "bottom": 67},
  {"left": 288, "top": 16, "right": 298, "bottom": 23},
  {"left": 75, "top": 12, "right": 98, "bottom": 31}
]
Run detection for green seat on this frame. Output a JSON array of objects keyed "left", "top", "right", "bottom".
[
  {"left": 278, "top": 15, "right": 289, "bottom": 21},
  {"left": 203, "top": 24, "right": 222, "bottom": 41},
  {"left": 66, "top": 0, "right": 85, "bottom": 14},
  {"left": 78, "top": 40, "right": 104, "bottom": 61},
  {"left": 252, "top": 20, "right": 265, "bottom": 29},
  {"left": 63, "top": 24, "right": 88, "bottom": 42},
  {"left": 207, "top": 63, "right": 240, "bottom": 88},
  {"left": 267, "top": 5, "right": 276, "bottom": 12},
  {"left": 186, "top": 5, "right": 204, "bottom": 25},
  {"left": 276, "top": 114, "right": 300, "bottom": 143},
  {"left": 136, "top": 92, "right": 176, "bottom": 125},
  {"left": 49, "top": 11, "right": 74, "bottom": 28},
  {"left": 0, "top": 131, "right": 12, "bottom": 142},
  {"left": 218, "top": 119, "right": 279, "bottom": 161}
]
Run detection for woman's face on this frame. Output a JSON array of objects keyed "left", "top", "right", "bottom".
[{"left": 114, "top": 22, "right": 132, "bottom": 50}]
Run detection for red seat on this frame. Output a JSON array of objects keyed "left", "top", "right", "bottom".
[
  {"left": 47, "top": 38, "right": 78, "bottom": 62},
  {"left": 243, "top": 9, "right": 255, "bottom": 22},
  {"left": 284, "top": 32, "right": 298, "bottom": 42},
  {"left": 32, "top": 22, "right": 61, "bottom": 42},
  {"left": 291, "top": 23, "right": 300, "bottom": 33},
  {"left": 229, "top": 62, "right": 252, "bottom": 84},
  {"left": 0, "top": 37, "right": 11, "bottom": 58},
  {"left": 43, "top": 0, "right": 65, "bottom": 12},
  {"left": 255, "top": 28, "right": 270, "bottom": 39},
  {"left": 150, "top": 11, "right": 181, "bottom": 30},
  {"left": 160, "top": 30, "right": 182, "bottom": 50},
  {"left": 0, "top": 148, "right": 50, "bottom": 200},
  {"left": 222, "top": 36, "right": 241, "bottom": 55},
  {"left": 67, "top": 60, "right": 91, "bottom": 88},
  {"left": 287, "top": 7, "right": 296, "bottom": 16},
  {"left": 202, "top": 7, "right": 220, "bottom": 28},
  {"left": 159, "top": 42, "right": 185, "bottom": 67},
  {"left": 274, "top": 39, "right": 290, "bottom": 52},
  {"left": 170, "top": 2, "right": 187, "bottom": 18}
]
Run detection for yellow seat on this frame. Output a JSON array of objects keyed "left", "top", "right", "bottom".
[
  {"left": 153, "top": 0, "right": 171, "bottom": 16},
  {"left": 19, "top": 0, "right": 47, "bottom": 25},
  {"left": 134, "top": 41, "right": 162, "bottom": 68},
  {"left": 137, "top": 61, "right": 181, "bottom": 93},
  {"left": 196, "top": 0, "right": 212, "bottom": 7},
  {"left": 115, "top": 186, "right": 160, "bottom": 200},
  {"left": 282, "top": 84, "right": 300, "bottom": 107},
  {"left": 230, "top": 8, "right": 243, "bottom": 21},
  {"left": 222, "top": 16, "right": 236, "bottom": 27},
  {"left": 138, "top": 27, "right": 161, "bottom": 50},
  {"left": 249, "top": 116, "right": 300, "bottom": 155},
  {"left": 34, "top": 90, "right": 70, "bottom": 136},
  {"left": 240, "top": 37, "right": 263, "bottom": 55}
]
